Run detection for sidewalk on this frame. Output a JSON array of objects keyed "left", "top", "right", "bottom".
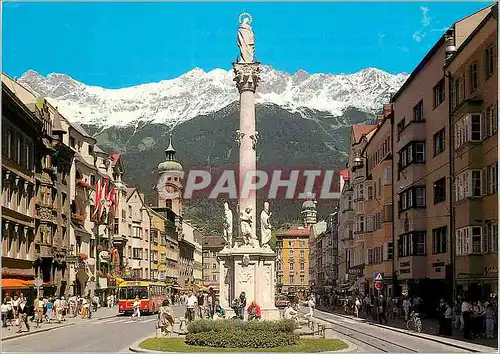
[
  {"left": 316, "top": 305, "right": 498, "bottom": 350},
  {"left": 2, "top": 306, "right": 118, "bottom": 341}
]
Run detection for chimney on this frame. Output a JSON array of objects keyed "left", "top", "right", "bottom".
[{"left": 444, "top": 29, "right": 457, "bottom": 61}]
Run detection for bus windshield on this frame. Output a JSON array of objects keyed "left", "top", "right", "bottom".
[{"left": 119, "top": 286, "right": 149, "bottom": 300}]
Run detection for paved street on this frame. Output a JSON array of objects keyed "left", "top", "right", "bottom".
[
  {"left": 2, "top": 305, "right": 185, "bottom": 352},
  {"left": 309, "top": 308, "right": 497, "bottom": 353}
]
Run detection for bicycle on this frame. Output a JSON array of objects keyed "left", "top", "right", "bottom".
[{"left": 406, "top": 311, "right": 422, "bottom": 333}]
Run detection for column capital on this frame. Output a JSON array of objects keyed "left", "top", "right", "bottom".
[{"left": 233, "top": 62, "right": 260, "bottom": 93}]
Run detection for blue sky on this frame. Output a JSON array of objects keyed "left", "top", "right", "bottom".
[{"left": 3, "top": 2, "right": 490, "bottom": 88}]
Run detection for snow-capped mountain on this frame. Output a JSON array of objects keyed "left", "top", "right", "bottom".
[{"left": 19, "top": 66, "right": 408, "bottom": 128}]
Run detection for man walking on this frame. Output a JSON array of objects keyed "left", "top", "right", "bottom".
[
  {"left": 186, "top": 291, "right": 197, "bottom": 322},
  {"left": 377, "top": 295, "right": 388, "bottom": 324}
]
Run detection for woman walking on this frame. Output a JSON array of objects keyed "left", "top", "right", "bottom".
[{"left": 157, "top": 300, "right": 175, "bottom": 336}]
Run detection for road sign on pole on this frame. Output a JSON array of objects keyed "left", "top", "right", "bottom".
[
  {"left": 34, "top": 277, "right": 43, "bottom": 298},
  {"left": 374, "top": 281, "right": 383, "bottom": 290},
  {"left": 374, "top": 272, "right": 384, "bottom": 281}
]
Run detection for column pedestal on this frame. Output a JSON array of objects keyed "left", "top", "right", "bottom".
[{"left": 218, "top": 247, "right": 280, "bottom": 320}]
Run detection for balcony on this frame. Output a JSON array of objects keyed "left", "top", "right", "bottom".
[
  {"left": 75, "top": 178, "right": 95, "bottom": 190},
  {"left": 71, "top": 213, "right": 85, "bottom": 225}
]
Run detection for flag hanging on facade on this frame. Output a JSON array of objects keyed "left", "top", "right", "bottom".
[
  {"left": 107, "top": 187, "right": 115, "bottom": 216},
  {"left": 92, "top": 178, "right": 103, "bottom": 218},
  {"left": 99, "top": 178, "right": 109, "bottom": 219}
]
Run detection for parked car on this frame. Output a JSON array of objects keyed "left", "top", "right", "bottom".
[{"left": 275, "top": 295, "right": 290, "bottom": 308}]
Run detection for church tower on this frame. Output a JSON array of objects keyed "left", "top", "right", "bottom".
[
  {"left": 301, "top": 192, "right": 317, "bottom": 227},
  {"left": 156, "top": 134, "right": 184, "bottom": 215}
]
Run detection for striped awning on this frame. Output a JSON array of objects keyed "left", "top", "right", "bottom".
[{"left": 2, "top": 279, "right": 34, "bottom": 289}]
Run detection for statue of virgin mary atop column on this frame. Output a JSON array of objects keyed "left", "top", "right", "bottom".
[{"left": 237, "top": 13, "right": 255, "bottom": 63}]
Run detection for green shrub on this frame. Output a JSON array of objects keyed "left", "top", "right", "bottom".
[
  {"left": 185, "top": 329, "right": 299, "bottom": 348},
  {"left": 187, "top": 319, "right": 298, "bottom": 334}
]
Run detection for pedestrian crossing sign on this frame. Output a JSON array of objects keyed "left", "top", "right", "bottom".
[{"left": 374, "top": 272, "right": 383, "bottom": 281}]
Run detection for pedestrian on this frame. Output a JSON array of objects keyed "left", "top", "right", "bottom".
[
  {"left": 437, "top": 298, "right": 446, "bottom": 335},
  {"left": 444, "top": 303, "right": 453, "bottom": 336},
  {"left": 17, "top": 297, "right": 30, "bottom": 333},
  {"left": 461, "top": 298, "right": 473, "bottom": 339},
  {"left": 304, "top": 295, "right": 315, "bottom": 322},
  {"left": 403, "top": 296, "right": 411, "bottom": 321},
  {"left": 45, "top": 298, "right": 54, "bottom": 323},
  {"left": 355, "top": 297, "right": 361, "bottom": 318},
  {"left": 54, "top": 297, "right": 63, "bottom": 323},
  {"left": 454, "top": 299, "right": 463, "bottom": 330},
  {"left": 157, "top": 299, "right": 174, "bottom": 336},
  {"left": 237, "top": 292, "right": 247, "bottom": 320},
  {"left": 35, "top": 297, "right": 44, "bottom": 328},
  {"left": 81, "top": 297, "right": 89, "bottom": 319},
  {"left": 185, "top": 291, "right": 197, "bottom": 322},
  {"left": 132, "top": 296, "right": 141, "bottom": 319},
  {"left": 378, "top": 295, "right": 387, "bottom": 325},
  {"left": 247, "top": 300, "right": 261, "bottom": 321},
  {"left": 1, "top": 299, "right": 10, "bottom": 328},
  {"left": 485, "top": 303, "right": 496, "bottom": 339}
]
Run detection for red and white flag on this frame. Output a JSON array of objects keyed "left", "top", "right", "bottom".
[
  {"left": 99, "top": 178, "right": 109, "bottom": 219},
  {"left": 92, "top": 178, "right": 103, "bottom": 218}
]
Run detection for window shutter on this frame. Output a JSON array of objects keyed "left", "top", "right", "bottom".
[
  {"left": 364, "top": 249, "right": 369, "bottom": 264},
  {"left": 409, "top": 234, "right": 414, "bottom": 255},
  {"left": 383, "top": 242, "right": 388, "bottom": 261},
  {"left": 483, "top": 224, "right": 489, "bottom": 253},
  {"left": 482, "top": 167, "right": 488, "bottom": 196}
]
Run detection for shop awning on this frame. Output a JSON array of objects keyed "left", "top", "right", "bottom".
[{"left": 2, "top": 279, "right": 34, "bottom": 289}]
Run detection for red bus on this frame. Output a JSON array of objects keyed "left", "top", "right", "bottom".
[{"left": 118, "top": 281, "right": 169, "bottom": 314}]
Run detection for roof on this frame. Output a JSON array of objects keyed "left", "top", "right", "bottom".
[
  {"left": 71, "top": 121, "right": 92, "bottom": 138},
  {"left": 1, "top": 73, "right": 39, "bottom": 105},
  {"left": 158, "top": 160, "right": 184, "bottom": 172},
  {"left": 202, "top": 236, "right": 225, "bottom": 249},
  {"left": 108, "top": 153, "right": 121, "bottom": 167},
  {"left": 352, "top": 125, "right": 377, "bottom": 143},
  {"left": 277, "top": 227, "right": 310, "bottom": 237},
  {"left": 340, "top": 169, "right": 349, "bottom": 180},
  {"left": 444, "top": 4, "right": 496, "bottom": 68},
  {"left": 127, "top": 187, "right": 137, "bottom": 199},
  {"left": 392, "top": 4, "right": 495, "bottom": 103}
]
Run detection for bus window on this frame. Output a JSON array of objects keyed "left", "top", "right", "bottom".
[{"left": 120, "top": 287, "right": 149, "bottom": 299}]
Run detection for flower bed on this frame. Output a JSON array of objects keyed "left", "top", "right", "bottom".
[
  {"left": 184, "top": 319, "right": 300, "bottom": 349},
  {"left": 187, "top": 318, "right": 298, "bottom": 334},
  {"left": 185, "top": 329, "right": 299, "bottom": 348}
]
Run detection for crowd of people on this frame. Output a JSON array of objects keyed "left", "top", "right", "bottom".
[{"left": 314, "top": 291, "right": 498, "bottom": 341}]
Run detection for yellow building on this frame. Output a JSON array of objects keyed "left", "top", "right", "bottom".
[
  {"left": 275, "top": 227, "right": 310, "bottom": 295},
  {"left": 149, "top": 208, "right": 178, "bottom": 284}
]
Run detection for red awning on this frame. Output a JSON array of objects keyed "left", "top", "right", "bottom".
[{"left": 2, "top": 279, "right": 34, "bottom": 289}]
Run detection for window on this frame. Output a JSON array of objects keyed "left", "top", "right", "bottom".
[
  {"left": 368, "top": 249, "right": 373, "bottom": 265},
  {"left": 133, "top": 248, "right": 142, "bottom": 259},
  {"left": 398, "top": 232, "right": 426, "bottom": 257},
  {"left": 289, "top": 262, "right": 294, "bottom": 271},
  {"left": 433, "top": 79, "right": 445, "bottom": 108},
  {"left": 433, "top": 178, "right": 446, "bottom": 204},
  {"left": 432, "top": 226, "right": 447, "bottom": 254},
  {"left": 300, "top": 249, "right": 305, "bottom": 259},
  {"left": 356, "top": 216, "right": 364, "bottom": 233},
  {"left": 212, "top": 263, "right": 217, "bottom": 269},
  {"left": 485, "top": 103, "right": 498, "bottom": 137},
  {"left": 485, "top": 45, "right": 495, "bottom": 78},
  {"left": 367, "top": 186, "right": 373, "bottom": 200},
  {"left": 300, "top": 275, "right": 305, "bottom": 283},
  {"left": 456, "top": 226, "right": 482, "bottom": 255},
  {"left": 484, "top": 223, "right": 498, "bottom": 253},
  {"left": 399, "top": 187, "right": 426, "bottom": 212},
  {"left": 487, "top": 162, "right": 498, "bottom": 195},
  {"left": 397, "top": 119, "right": 406, "bottom": 141},
  {"left": 455, "top": 170, "right": 483, "bottom": 201},
  {"left": 399, "top": 142, "right": 425, "bottom": 170},
  {"left": 469, "top": 62, "right": 478, "bottom": 93},
  {"left": 383, "top": 166, "right": 392, "bottom": 185},
  {"left": 433, "top": 128, "right": 445, "bottom": 156},
  {"left": 289, "top": 275, "right": 294, "bottom": 284},
  {"left": 455, "top": 114, "right": 482, "bottom": 148},
  {"left": 413, "top": 100, "right": 424, "bottom": 121},
  {"left": 128, "top": 205, "right": 132, "bottom": 218},
  {"left": 300, "top": 262, "right": 305, "bottom": 271}
]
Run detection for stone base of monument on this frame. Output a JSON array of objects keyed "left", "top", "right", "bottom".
[{"left": 218, "top": 246, "right": 279, "bottom": 318}]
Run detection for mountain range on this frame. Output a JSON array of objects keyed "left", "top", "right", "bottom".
[{"left": 18, "top": 66, "right": 408, "bottom": 234}]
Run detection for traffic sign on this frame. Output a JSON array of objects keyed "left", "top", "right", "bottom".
[
  {"left": 374, "top": 281, "right": 383, "bottom": 290},
  {"left": 34, "top": 277, "right": 43, "bottom": 287},
  {"left": 374, "top": 272, "right": 383, "bottom": 281}
]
